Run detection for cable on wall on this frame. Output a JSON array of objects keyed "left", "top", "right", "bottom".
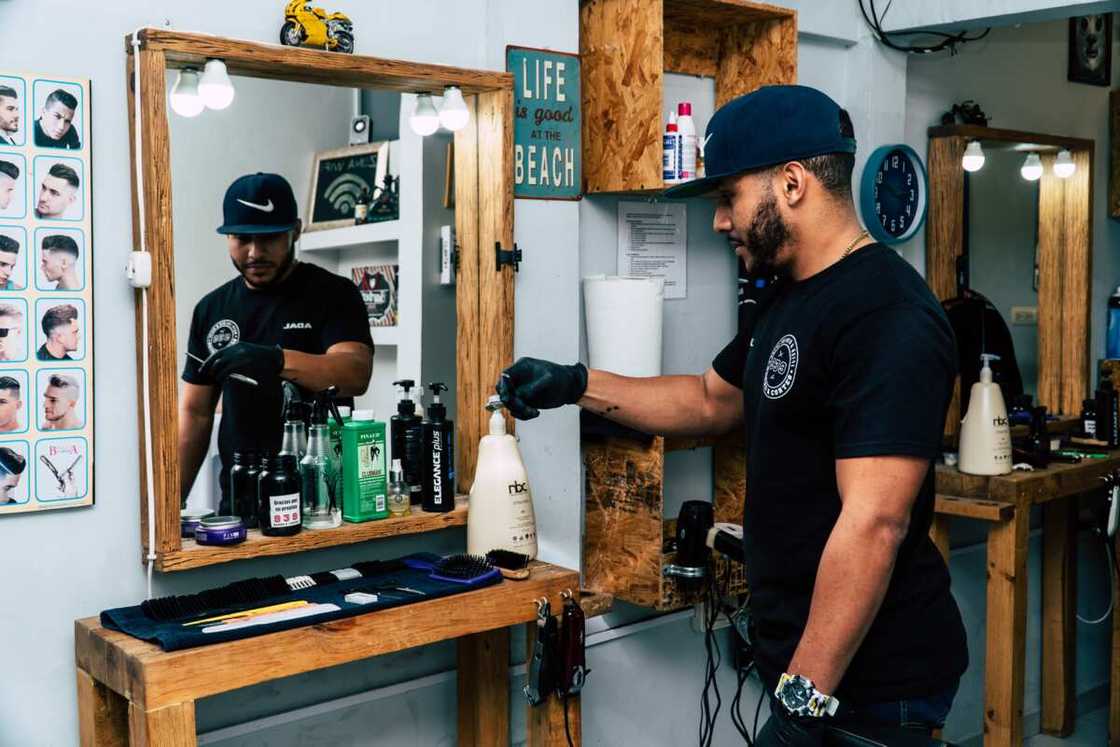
[{"left": 858, "top": 0, "right": 991, "bottom": 55}]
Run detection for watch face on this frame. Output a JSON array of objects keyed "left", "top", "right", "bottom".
[{"left": 784, "top": 680, "right": 810, "bottom": 710}]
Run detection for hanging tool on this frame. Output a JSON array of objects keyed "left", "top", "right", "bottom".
[{"left": 525, "top": 598, "right": 559, "bottom": 706}]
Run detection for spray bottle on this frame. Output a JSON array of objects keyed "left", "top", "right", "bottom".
[
  {"left": 467, "top": 396, "right": 537, "bottom": 558},
  {"left": 391, "top": 379, "right": 424, "bottom": 505},
  {"left": 959, "top": 353, "right": 1012, "bottom": 475},
  {"left": 422, "top": 382, "right": 456, "bottom": 513}
]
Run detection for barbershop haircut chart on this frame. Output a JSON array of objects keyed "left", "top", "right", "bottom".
[{"left": 0, "top": 70, "right": 93, "bottom": 514}]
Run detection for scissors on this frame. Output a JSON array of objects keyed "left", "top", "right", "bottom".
[
  {"left": 186, "top": 350, "right": 258, "bottom": 387},
  {"left": 40, "top": 454, "right": 82, "bottom": 496}
]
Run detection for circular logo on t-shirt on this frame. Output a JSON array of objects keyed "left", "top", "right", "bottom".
[
  {"left": 763, "top": 334, "right": 799, "bottom": 400},
  {"left": 206, "top": 319, "right": 240, "bottom": 354}
]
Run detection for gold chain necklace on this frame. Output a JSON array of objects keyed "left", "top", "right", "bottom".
[{"left": 840, "top": 229, "right": 870, "bottom": 261}]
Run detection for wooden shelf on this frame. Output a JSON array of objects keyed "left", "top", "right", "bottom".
[
  {"left": 157, "top": 496, "right": 468, "bottom": 572},
  {"left": 300, "top": 219, "right": 400, "bottom": 252}
]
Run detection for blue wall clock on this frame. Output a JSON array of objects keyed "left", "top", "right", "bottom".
[{"left": 859, "top": 144, "right": 928, "bottom": 245}]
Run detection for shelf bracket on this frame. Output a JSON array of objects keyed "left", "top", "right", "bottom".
[{"left": 495, "top": 241, "right": 522, "bottom": 272}]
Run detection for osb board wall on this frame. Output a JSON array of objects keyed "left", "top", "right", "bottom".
[{"left": 1111, "top": 90, "right": 1120, "bottom": 218}]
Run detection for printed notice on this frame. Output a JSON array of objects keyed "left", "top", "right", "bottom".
[{"left": 617, "top": 201, "right": 686, "bottom": 299}]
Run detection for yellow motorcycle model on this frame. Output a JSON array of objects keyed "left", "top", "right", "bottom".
[{"left": 280, "top": 0, "right": 354, "bottom": 54}]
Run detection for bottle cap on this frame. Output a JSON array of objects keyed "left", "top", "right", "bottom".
[
  {"left": 678, "top": 101, "right": 692, "bottom": 116},
  {"left": 352, "top": 409, "right": 374, "bottom": 421},
  {"left": 337, "top": 405, "right": 352, "bottom": 418}
]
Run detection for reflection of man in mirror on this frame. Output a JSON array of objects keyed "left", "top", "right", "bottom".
[
  {"left": 0, "top": 376, "right": 21, "bottom": 433},
  {"left": 34, "top": 89, "right": 80, "bottom": 150},
  {"left": 180, "top": 173, "right": 373, "bottom": 512},
  {"left": 0, "top": 160, "right": 19, "bottom": 211},
  {"left": 40, "top": 234, "right": 80, "bottom": 290},
  {"left": 0, "top": 446, "right": 26, "bottom": 504},
  {"left": 0, "top": 304, "right": 23, "bottom": 362},
  {"left": 0, "top": 86, "right": 19, "bottom": 146},
  {"left": 0, "top": 234, "right": 20, "bottom": 290},
  {"left": 38, "top": 303, "right": 79, "bottom": 361},
  {"left": 41, "top": 374, "right": 80, "bottom": 430},
  {"left": 36, "top": 164, "right": 79, "bottom": 219}
]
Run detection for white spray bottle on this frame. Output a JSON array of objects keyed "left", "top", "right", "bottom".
[
  {"left": 467, "top": 395, "right": 538, "bottom": 559},
  {"left": 958, "top": 353, "right": 1012, "bottom": 475}
]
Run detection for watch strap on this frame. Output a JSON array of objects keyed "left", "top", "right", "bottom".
[{"left": 776, "top": 672, "right": 839, "bottom": 718}]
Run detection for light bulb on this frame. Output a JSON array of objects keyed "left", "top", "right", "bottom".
[
  {"left": 169, "top": 69, "right": 204, "bottom": 118},
  {"left": 409, "top": 94, "right": 440, "bottom": 136},
  {"left": 1053, "top": 149, "right": 1076, "bottom": 178},
  {"left": 1020, "top": 152, "right": 1043, "bottom": 181},
  {"left": 439, "top": 86, "right": 469, "bottom": 131},
  {"left": 961, "top": 141, "right": 985, "bottom": 172},
  {"left": 199, "top": 59, "right": 235, "bottom": 110}
]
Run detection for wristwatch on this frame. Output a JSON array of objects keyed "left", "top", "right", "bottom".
[{"left": 775, "top": 673, "right": 839, "bottom": 718}]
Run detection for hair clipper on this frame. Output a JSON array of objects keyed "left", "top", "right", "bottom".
[
  {"left": 557, "top": 593, "right": 588, "bottom": 696},
  {"left": 525, "top": 599, "right": 559, "bottom": 706}
]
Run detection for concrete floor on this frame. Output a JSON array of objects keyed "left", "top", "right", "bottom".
[{"left": 1025, "top": 707, "right": 1109, "bottom": 746}]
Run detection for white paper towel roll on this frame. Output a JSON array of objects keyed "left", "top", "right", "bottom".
[{"left": 583, "top": 275, "right": 664, "bottom": 377}]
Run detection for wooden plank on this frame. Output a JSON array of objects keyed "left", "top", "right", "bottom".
[
  {"left": 75, "top": 562, "right": 577, "bottom": 709},
  {"left": 476, "top": 89, "right": 516, "bottom": 443},
  {"left": 581, "top": 0, "right": 664, "bottom": 193},
  {"left": 1041, "top": 500, "right": 1077, "bottom": 736},
  {"left": 715, "top": 15, "right": 798, "bottom": 107},
  {"left": 526, "top": 619, "right": 581, "bottom": 747},
  {"left": 582, "top": 436, "right": 665, "bottom": 608},
  {"left": 934, "top": 494, "right": 1014, "bottom": 522},
  {"left": 712, "top": 430, "right": 746, "bottom": 526},
  {"left": 455, "top": 96, "right": 482, "bottom": 494},
  {"left": 663, "top": 10, "right": 720, "bottom": 76},
  {"left": 983, "top": 505, "right": 1029, "bottom": 747},
  {"left": 925, "top": 136, "right": 966, "bottom": 303},
  {"left": 578, "top": 590, "right": 614, "bottom": 619},
  {"left": 1038, "top": 154, "right": 1065, "bottom": 415},
  {"left": 157, "top": 497, "right": 469, "bottom": 572},
  {"left": 1111, "top": 529, "right": 1120, "bottom": 746},
  {"left": 929, "top": 514, "right": 950, "bottom": 564},
  {"left": 1059, "top": 147, "right": 1092, "bottom": 416},
  {"left": 77, "top": 669, "right": 129, "bottom": 747},
  {"left": 134, "top": 28, "right": 511, "bottom": 93},
  {"left": 928, "top": 124, "right": 1094, "bottom": 152},
  {"left": 987, "top": 451, "right": 1120, "bottom": 504},
  {"left": 934, "top": 464, "right": 991, "bottom": 499},
  {"left": 128, "top": 701, "right": 196, "bottom": 747},
  {"left": 1111, "top": 91, "right": 1120, "bottom": 218},
  {"left": 458, "top": 627, "right": 510, "bottom": 747}
]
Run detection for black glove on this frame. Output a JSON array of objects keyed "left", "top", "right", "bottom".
[
  {"left": 754, "top": 702, "right": 825, "bottom": 747},
  {"left": 496, "top": 357, "right": 588, "bottom": 420},
  {"left": 197, "top": 342, "right": 284, "bottom": 386}
]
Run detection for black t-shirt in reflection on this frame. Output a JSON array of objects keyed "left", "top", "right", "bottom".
[
  {"left": 182, "top": 261, "right": 372, "bottom": 503},
  {"left": 712, "top": 244, "right": 967, "bottom": 704}
]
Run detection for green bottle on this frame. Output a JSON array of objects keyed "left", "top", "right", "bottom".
[{"left": 342, "top": 409, "right": 389, "bottom": 521}]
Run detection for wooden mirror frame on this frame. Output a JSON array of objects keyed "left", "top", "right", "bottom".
[
  {"left": 126, "top": 29, "right": 515, "bottom": 571},
  {"left": 925, "top": 124, "right": 1093, "bottom": 431}
]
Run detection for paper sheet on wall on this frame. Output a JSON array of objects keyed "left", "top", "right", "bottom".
[{"left": 617, "top": 201, "right": 686, "bottom": 299}]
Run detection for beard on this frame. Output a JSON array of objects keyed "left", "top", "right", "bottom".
[
  {"left": 742, "top": 188, "right": 791, "bottom": 278},
  {"left": 233, "top": 240, "right": 296, "bottom": 289}
]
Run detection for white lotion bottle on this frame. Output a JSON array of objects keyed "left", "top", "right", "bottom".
[
  {"left": 958, "top": 353, "right": 1012, "bottom": 475},
  {"left": 467, "top": 396, "right": 538, "bottom": 558}
]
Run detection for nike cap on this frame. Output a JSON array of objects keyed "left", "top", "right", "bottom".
[
  {"left": 664, "top": 85, "right": 856, "bottom": 199},
  {"left": 217, "top": 172, "right": 300, "bottom": 235}
]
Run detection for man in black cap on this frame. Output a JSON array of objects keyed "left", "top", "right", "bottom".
[
  {"left": 497, "top": 85, "right": 966, "bottom": 742},
  {"left": 179, "top": 172, "right": 373, "bottom": 511}
]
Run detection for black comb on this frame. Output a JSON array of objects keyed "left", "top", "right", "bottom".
[
  {"left": 141, "top": 575, "right": 291, "bottom": 621},
  {"left": 485, "top": 549, "right": 530, "bottom": 570}
]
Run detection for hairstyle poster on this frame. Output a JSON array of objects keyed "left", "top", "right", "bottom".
[{"left": 0, "top": 71, "right": 92, "bottom": 515}]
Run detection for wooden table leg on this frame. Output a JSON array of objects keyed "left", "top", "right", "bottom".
[
  {"left": 526, "top": 620, "right": 581, "bottom": 747},
  {"left": 1110, "top": 530, "right": 1120, "bottom": 747},
  {"left": 76, "top": 668, "right": 128, "bottom": 747},
  {"left": 1041, "top": 499, "right": 1078, "bottom": 736},
  {"left": 458, "top": 627, "right": 510, "bottom": 747},
  {"left": 984, "top": 505, "right": 1029, "bottom": 747},
  {"left": 930, "top": 513, "right": 951, "bottom": 564},
  {"left": 128, "top": 701, "right": 196, "bottom": 747}
]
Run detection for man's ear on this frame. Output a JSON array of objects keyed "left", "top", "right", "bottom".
[
  {"left": 292, "top": 220, "right": 303, "bottom": 244},
  {"left": 779, "top": 162, "right": 809, "bottom": 206}
]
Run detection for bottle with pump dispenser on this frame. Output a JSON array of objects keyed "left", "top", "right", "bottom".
[
  {"left": 467, "top": 396, "right": 537, "bottom": 558},
  {"left": 958, "top": 353, "right": 1012, "bottom": 475},
  {"left": 391, "top": 379, "right": 424, "bottom": 505},
  {"left": 422, "top": 382, "right": 455, "bottom": 513},
  {"left": 387, "top": 458, "right": 410, "bottom": 518}
]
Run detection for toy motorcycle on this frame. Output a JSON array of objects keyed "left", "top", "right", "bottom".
[{"left": 280, "top": 0, "right": 354, "bottom": 54}]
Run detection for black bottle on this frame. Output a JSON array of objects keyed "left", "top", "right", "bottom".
[
  {"left": 243, "top": 453, "right": 263, "bottom": 528},
  {"left": 422, "top": 382, "right": 455, "bottom": 513},
  {"left": 391, "top": 379, "right": 424, "bottom": 505},
  {"left": 228, "top": 451, "right": 257, "bottom": 526},
  {"left": 258, "top": 454, "right": 302, "bottom": 536},
  {"left": 1081, "top": 398, "right": 1098, "bottom": 440},
  {"left": 1029, "top": 406, "right": 1050, "bottom": 461},
  {"left": 1097, "top": 376, "right": 1120, "bottom": 447}
]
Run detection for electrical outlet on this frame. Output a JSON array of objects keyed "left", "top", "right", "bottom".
[{"left": 1010, "top": 306, "right": 1038, "bottom": 325}]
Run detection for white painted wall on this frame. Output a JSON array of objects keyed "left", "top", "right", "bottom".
[{"left": 881, "top": 0, "right": 1118, "bottom": 32}]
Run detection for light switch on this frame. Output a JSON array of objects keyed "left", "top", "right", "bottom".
[{"left": 1010, "top": 306, "right": 1038, "bottom": 325}]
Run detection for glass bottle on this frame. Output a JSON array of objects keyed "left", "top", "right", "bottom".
[
  {"left": 243, "top": 453, "right": 263, "bottom": 528},
  {"left": 302, "top": 420, "right": 339, "bottom": 529},
  {"left": 387, "top": 458, "right": 410, "bottom": 518},
  {"left": 228, "top": 450, "right": 255, "bottom": 522},
  {"left": 259, "top": 455, "right": 302, "bottom": 536}
]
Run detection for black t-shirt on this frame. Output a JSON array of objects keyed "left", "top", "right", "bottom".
[
  {"left": 37, "top": 343, "right": 72, "bottom": 361},
  {"left": 34, "top": 119, "right": 81, "bottom": 150},
  {"left": 183, "top": 262, "right": 372, "bottom": 498},
  {"left": 712, "top": 244, "right": 967, "bottom": 704}
]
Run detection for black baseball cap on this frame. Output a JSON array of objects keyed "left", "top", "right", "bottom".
[
  {"left": 216, "top": 172, "right": 300, "bottom": 235},
  {"left": 664, "top": 85, "right": 857, "bottom": 199}
]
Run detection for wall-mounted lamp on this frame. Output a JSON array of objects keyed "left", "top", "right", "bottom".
[
  {"left": 439, "top": 86, "right": 469, "bottom": 131},
  {"left": 961, "top": 141, "right": 985, "bottom": 172},
  {"left": 199, "top": 59, "right": 235, "bottom": 111},
  {"left": 409, "top": 93, "right": 440, "bottom": 136},
  {"left": 169, "top": 69, "right": 204, "bottom": 118},
  {"left": 1020, "top": 152, "right": 1043, "bottom": 181},
  {"left": 1053, "top": 149, "right": 1076, "bottom": 178}
]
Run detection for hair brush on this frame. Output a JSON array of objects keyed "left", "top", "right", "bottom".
[{"left": 486, "top": 549, "right": 531, "bottom": 580}]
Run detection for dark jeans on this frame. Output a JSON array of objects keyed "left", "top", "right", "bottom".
[{"left": 837, "top": 681, "right": 959, "bottom": 732}]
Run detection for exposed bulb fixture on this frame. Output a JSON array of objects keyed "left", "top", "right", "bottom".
[
  {"left": 409, "top": 94, "right": 440, "bottom": 136},
  {"left": 1020, "top": 152, "right": 1043, "bottom": 181},
  {"left": 439, "top": 86, "right": 469, "bottom": 131},
  {"left": 1053, "top": 149, "right": 1076, "bottom": 178},
  {"left": 169, "top": 69, "right": 204, "bottom": 118},
  {"left": 199, "top": 59, "right": 235, "bottom": 110},
  {"left": 961, "top": 141, "right": 985, "bottom": 172}
]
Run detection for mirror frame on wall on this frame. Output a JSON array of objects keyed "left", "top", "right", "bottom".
[
  {"left": 925, "top": 124, "right": 1093, "bottom": 431},
  {"left": 126, "top": 29, "right": 515, "bottom": 571}
]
